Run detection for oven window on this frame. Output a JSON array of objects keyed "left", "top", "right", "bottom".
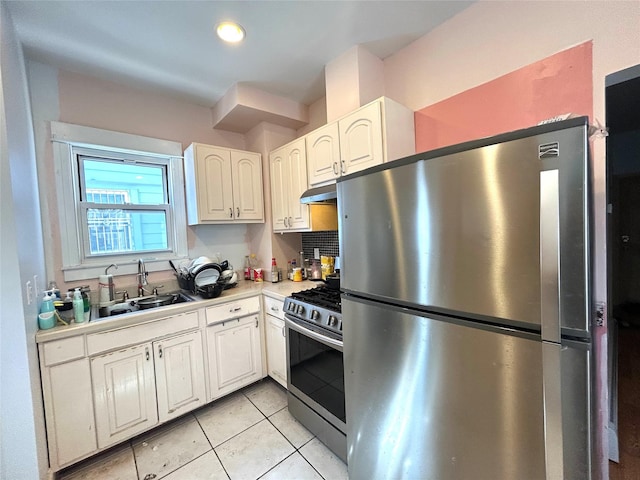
[{"left": 288, "top": 328, "right": 345, "bottom": 423}]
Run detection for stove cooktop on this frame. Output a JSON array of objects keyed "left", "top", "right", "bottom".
[
  {"left": 291, "top": 286, "right": 341, "bottom": 312},
  {"left": 285, "top": 286, "right": 343, "bottom": 336}
]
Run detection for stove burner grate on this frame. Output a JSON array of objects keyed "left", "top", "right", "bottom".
[{"left": 291, "top": 287, "right": 342, "bottom": 312}]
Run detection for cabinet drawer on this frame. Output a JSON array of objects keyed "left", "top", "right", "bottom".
[
  {"left": 87, "top": 311, "right": 199, "bottom": 356},
  {"left": 206, "top": 296, "right": 260, "bottom": 325},
  {"left": 263, "top": 296, "right": 285, "bottom": 320},
  {"left": 42, "top": 336, "right": 86, "bottom": 366}
]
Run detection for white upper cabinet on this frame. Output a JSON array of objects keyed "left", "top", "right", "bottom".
[
  {"left": 231, "top": 150, "right": 264, "bottom": 222},
  {"left": 339, "top": 101, "right": 385, "bottom": 176},
  {"left": 184, "top": 143, "right": 264, "bottom": 224},
  {"left": 306, "top": 97, "right": 415, "bottom": 187},
  {"left": 269, "top": 137, "right": 310, "bottom": 232},
  {"left": 306, "top": 122, "right": 341, "bottom": 186}
]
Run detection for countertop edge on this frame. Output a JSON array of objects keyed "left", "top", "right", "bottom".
[{"left": 36, "top": 280, "right": 319, "bottom": 343}]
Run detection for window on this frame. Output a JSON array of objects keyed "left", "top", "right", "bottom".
[{"left": 51, "top": 122, "right": 188, "bottom": 282}]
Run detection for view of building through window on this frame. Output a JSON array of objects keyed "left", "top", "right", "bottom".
[{"left": 80, "top": 157, "right": 169, "bottom": 256}]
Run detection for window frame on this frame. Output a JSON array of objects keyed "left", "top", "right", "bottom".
[{"left": 51, "top": 122, "right": 188, "bottom": 282}]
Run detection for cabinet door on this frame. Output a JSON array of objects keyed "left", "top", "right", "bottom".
[
  {"left": 91, "top": 343, "right": 158, "bottom": 449},
  {"left": 339, "top": 101, "right": 384, "bottom": 176},
  {"left": 286, "top": 138, "right": 310, "bottom": 230},
  {"left": 196, "top": 144, "right": 234, "bottom": 221},
  {"left": 270, "top": 148, "right": 288, "bottom": 231},
  {"left": 42, "top": 358, "right": 96, "bottom": 469},
  {"left": 231, "top": 150, "right": 264, "bottom": 222},
  {"left": 265, "top": 314, "right": 287, "bottom": 388},
  {"left": 207, "top": 315, "right": 263, "bottom": 400},
  {"left": 154, "top": 330, "right": 206, "bottom": 423},
  {"left": 306, "top": 122, "right": 340, "bottom": 186}
]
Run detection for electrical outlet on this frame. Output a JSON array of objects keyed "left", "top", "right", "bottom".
[
  {"left": 25, "top": 280, "right": 34, "bottom": 304},
  {"left": 33, "top": 274, "right": 39, "bottom": 297},
  {"left": 314, "top": 248, "right": 320, "bottom": 259}
]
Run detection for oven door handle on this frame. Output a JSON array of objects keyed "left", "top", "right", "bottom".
[{"left": 285, "top": 315, "right": 343, "bottom": 350}]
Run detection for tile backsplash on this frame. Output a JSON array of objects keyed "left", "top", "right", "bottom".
[{"left": 301, "top": 231, "right": 339, "bottom": 260}]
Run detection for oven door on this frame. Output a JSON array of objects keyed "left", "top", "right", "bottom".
[{"left": 285, "top": 315, "right": 346, "bottom": 433}]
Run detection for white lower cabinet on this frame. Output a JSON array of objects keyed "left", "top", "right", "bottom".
[
  {"left": 91, "top": 343, "right": 158, "bottom": 449},
  {"left": 38, "top": 295, "right": 269, "bottom": 474},
  {"left": 204, "top": 296, "right": 263, "bottom": 401},
  {"left": 154, "top": 330, "right": 206, "bottom": 423},
  {"left": 207, "top": 314, "right": 263, "bottom": 400},
  {"left": 41, "top": 357, "right": 96, "bottom": 468},
  {"left": 91, "top": 329, "right": 206, "bottom": 449},
  {"left": 264, "top": 296, "right": 287, "bottom": 388}
]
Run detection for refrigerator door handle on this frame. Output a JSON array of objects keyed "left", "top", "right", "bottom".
[
  {"left": 540, "top": 169, "right": 561, "bottom": 343},
  {"left": 542, "top": 341, "right": 564, "bottom": 479}
]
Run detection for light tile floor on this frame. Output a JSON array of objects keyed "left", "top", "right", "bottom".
[{"left": 58, "top": 379, "right": 348, "bottom": 480}]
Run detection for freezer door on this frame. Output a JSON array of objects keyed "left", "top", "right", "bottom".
[
  {"left": 338, "top": 123, "right": 590, "bottom": 335},
  {"left": 343, "top": 297, "right": 592, "bottom": 480}
]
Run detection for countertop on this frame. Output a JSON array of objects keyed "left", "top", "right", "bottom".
[{"left": 36, "top": 279, "right": 320, "bottom": 343}]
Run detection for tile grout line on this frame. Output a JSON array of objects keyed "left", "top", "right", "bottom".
[
  {"left": 192, "top": 409, "right": 234, "bottom": 479},
  {"left": 262, "top": 405, "right": 327, "bottom": 480}
]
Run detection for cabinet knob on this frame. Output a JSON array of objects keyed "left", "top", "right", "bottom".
[
  {"left": 229, "top": 208, "right": 233, "bottom": 218},
  {"left": 340, "top": 160, "right": 346, "bottom": 174},
  {"left": 288, "top": 217, "right": 292, "bottom": 228},
  {"left": 145, "top": 347, "right": 150, "bottom": 361},
  {"left": 333, "top": 162, "right": 339, "bottom": 175},
  {"left": 284, "top": 217, "right": 288, "bottom": 228},
  {"left": 158, "top": 345, "right": 163, "bottom": 358},
  {"left": 237, "top": 207, "right": 240, "bottom": 218}
]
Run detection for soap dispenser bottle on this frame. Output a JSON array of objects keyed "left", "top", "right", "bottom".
[
  {"left": 40, "top": 291, "right": 55, "bottom": 315},
  {"left": 38, "top": 291, "right": 56, "bottom": 330},
  {"left": 72, "top": 288, "right": 85, "bottom": 323}
]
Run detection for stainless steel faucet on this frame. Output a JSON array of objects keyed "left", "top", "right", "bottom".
[{"left": 137, "top": 258, "right": 148, "bottom": 296}]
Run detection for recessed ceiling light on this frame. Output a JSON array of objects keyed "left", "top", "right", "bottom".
[{"left": 216, "top": 21, "right": 245, "bottom": 43}]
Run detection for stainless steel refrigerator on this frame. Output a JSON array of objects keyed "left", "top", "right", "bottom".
[{"left": 337, "top": 117, "right": 595, "bottom": 480}]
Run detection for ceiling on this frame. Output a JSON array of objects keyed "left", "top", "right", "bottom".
[{"left": 6, "top": 1, "right": 473, "bottom": 108}]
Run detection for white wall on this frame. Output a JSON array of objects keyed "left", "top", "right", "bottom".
[{"left": 0, "top": 2, "right": 48, "bottom": 478}]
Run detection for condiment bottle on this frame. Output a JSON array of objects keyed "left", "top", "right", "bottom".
[
  {"left": 299, "top": 252, "right": 307, "bottom": 280},
  {"left": 243, "top": 255, "right": 251, "bottom": 280},
  {"left": 271, "top": 258, "right": 279, "bottom": 283}
]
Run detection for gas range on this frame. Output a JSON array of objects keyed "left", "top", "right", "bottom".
[{"left": 284, "top": 286, "right": 342, "bottom": 338}]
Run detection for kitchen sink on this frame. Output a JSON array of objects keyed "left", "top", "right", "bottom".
[{"left": 94, "top": 291, "right": 195, "bottom": 319}]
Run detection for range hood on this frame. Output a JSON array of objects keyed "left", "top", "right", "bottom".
[{"left": 300, "top": 184, "right": 337, "bottom": 204}]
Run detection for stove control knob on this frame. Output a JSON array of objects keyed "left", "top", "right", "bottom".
[
  {"left": 311, "top": 310, "right": 320, "bottom": 321},
  {"left": 328, "top": 315, "right": 338, "bottom": 327},
  {"left": 288, "top": 303, "right": 296, "bottom": 312},
  {"left": 296, "top": 305, "right": 305, "bottom": 315}
]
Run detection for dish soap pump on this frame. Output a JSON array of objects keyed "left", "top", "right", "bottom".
[
  {"left": 38, "top": 291, "right": 56, "bottom": 330},
  {"left": 40, "top": 291, "right": 55, "bottom": 315},
  {"left": 72, "top": 288, "right": 85, "bottom": 323}
]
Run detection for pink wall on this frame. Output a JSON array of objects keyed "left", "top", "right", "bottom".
[
  {"left": 414, "top": 42, "right": 593, "bottom": 152},
  {"left": 58, "top": 70, "right": 246, "bottom": 150}
]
